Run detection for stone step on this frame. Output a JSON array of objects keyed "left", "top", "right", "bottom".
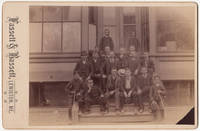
[{"left": 79, "top": 111, "right": 154, "bottom": 123}]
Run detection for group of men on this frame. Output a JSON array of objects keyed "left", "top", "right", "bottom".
[{"left": 66, "top": 29, "right": 166, "bottom": 117}]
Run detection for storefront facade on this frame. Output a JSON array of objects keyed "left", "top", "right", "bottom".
[{"left": 29, "top": 6, "right": 196, "bottom": 107}]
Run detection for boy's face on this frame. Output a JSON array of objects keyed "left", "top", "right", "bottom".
[
  {"left": 125, "top": 69, "right": 131, "bottom": 77},
  {"left": 119, "top": 48, "right": 125, "bottom": 55},
  {"left": 141, "top": 68, "right": 148, "bottom": 76},
  {"left": 93, "top": 53, "right": 99, "bottom": 59},
  {"left": 111, "top": 69, "right": 117, "bottom": 77},
  {"left": 105, "top": 30, "right": 110, "bottom": 36},
  {"left": 105, "top": 46, "right": 111, "bottom": 54},
  {"left": 130, "top": 51, "right": 136, "bottom": 57},
  {"left": 130, "top": 46, "right": 136, "bottom": 52}
]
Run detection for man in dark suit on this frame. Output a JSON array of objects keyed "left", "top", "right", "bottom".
[
  {"left": 83, "top": 79, "right": 107, "bottom": 113},
  {"left": 136, "top": 67, "right": 153, "bottom": 113},
  {"left": 74, "top": 51, "right": 92, "bottom": 82},
  {"left": 99, "top": 29, "right": 114, "bottom": 52}
]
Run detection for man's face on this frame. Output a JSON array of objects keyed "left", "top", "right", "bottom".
[
  {"left": 125, "top": 69, "right": 131, "bottom": 78},
  {"left": 88, "top": 81, "right": 94, "bottom": 87},
  {"left": 119, "top": 48, "right": 125, "bottom": 56},
  {"left": 81, "top": 55, "right": 87, "bottom": 61},
  {"left": 111, "top": 69, "right": 117, "bottom": 77},
  {"left": 130, "top": 51, "right": 136, "bottom": 57},
  {"left": 105, "top": 30, "right": 110, "bottom": 36},
  {"left": 130, "top": 46, "right": 136, "bottom": 52},
  {"left": 141, "top": 68, "right": 148, "bottom": 76},
  {"left": 105, "top": 46, "right": 111, "bottom": 55},
  {"left": 93, "top": 52, "right": 99, "bottom": 59}
]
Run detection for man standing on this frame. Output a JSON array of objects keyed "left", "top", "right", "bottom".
[
  {"left": 128, "top": 31, "right": 140, "bottom": 52},
  {"left": 99, "top": 29, "right": 114, "bottom": 52}
]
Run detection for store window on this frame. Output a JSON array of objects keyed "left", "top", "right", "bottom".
[
  {"left": 156, "top": 7, "right": 195, "bottom": 52},
  {"left": 123, "top": 8, "right": 138, "bottom": 50},
  {"left": 29, "top": 6, "right": 82, "bottom": 53}
]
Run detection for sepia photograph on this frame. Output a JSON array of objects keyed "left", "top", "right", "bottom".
[
  {"left": 28, "top": 4, "right": 196, "bottom": 126},
  {"left": 2, "top": 1, "right": 197, "bottom": 129}
]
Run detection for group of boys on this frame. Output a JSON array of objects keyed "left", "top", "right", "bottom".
[{"left": 66, "top": 44, "right": 165, "bottom": 118}]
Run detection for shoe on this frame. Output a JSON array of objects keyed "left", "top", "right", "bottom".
[{"left": 138, "top": 107, "right": 144, "bottom": 113}]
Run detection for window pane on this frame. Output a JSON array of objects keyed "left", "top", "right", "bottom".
[
  {"left": 63, "top": 6, "right": 81, "bottom": 21},
  {"left": 29, "top": 6, "right": 42, "bottom": 22},
  {"left": 156, "top": 6, "right": 195, "bottom": 52},
  {"left": 124, "top": 25, "right": 136, "bottom": 48},
  {"left": 43, "top": 23, "right": 61, "bottom": 52},
  {"left": 63, "top": 22, "right": 81, "bottom": 52},
  {"left": 123, "top": 7, "right": 136, "bottom": 24},
  {"left": 30, "top": 23, "right": 42, "bottom": 53},
  {"left": 103, "top": 7, "right": 116, "bottom": 25},
  {"left": 43, "top": 6, "right": 62, "bottom": 21}
]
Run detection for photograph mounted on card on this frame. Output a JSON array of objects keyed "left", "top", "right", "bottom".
[{"left": 2, "top": 1, "right": 198, "bottom": 129}]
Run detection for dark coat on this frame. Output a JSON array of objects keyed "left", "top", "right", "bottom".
[
  {"left": 99, "top": 36, "right": 114, "bottom": 51},
  {"left": 127, "top": 57, "right": 140, "bottom": 75},
  {"left": 137, "top": 74, "right": 153, "bottom": 93},
  {"left": 74, "top": 60, "right": 92, "bottom": 79}
]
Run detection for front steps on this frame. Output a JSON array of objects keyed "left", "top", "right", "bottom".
[{"left": 78, "top": 104, "right": 155, "bottom": 123}]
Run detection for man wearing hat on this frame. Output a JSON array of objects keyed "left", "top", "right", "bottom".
[
  {"left": 136, "top": 67, "right": 153, "bottom": 113},
  {"left": 74, "top": 51, "right": 92, "bottom": 82},
  {"left": 99, "top": 29, "right": 114, "bottom": 52},
  {"left": 82, "top": 79, "right": 107, "bottom": 113}
]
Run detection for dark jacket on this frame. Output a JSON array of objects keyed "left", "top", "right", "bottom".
[
  {"left": 137, "top": 74, "right": 153, "bottom": 93},
  {"left": 99, "top": 36, "right": 114, "bottom": 51},
  {"left": 74, "top": 60, "right": 92, "bottom": 79},
  {"left": 127, "top": 56, "right": 140, "bottom": 75}
]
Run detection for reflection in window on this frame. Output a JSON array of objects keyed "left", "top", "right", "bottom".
[
  {"left": 43, "top": 23, "right": 62, "bottom": 52},
  {"left": 156, "top": 7, "right": 195, "bottom": 52},
  {"left": 63, "top": 6, "right": 81, "bottom": 21},
  {"left": 30, "top": 23, "right": 42, "bottom": 52},
  {"left": 103, "top": 7, "right": 116, "bottom": 25},
  {"left": 29, "top": 6, "right": 82, "bottom": 53},
  {"left": 123, "top": 8, "right": 136, "bottom": 24},
  {"left": 29, "top": 6, "right": 42, "bottom": 22},
  {"left": 63, "top": 23, "right": 81, "bottom": 52},
  {"left": 43, "top": 6, "right": 62, "bottom": 22}
]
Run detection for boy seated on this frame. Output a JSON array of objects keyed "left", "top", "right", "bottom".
[
  {"left": 105, "top": 67, "right": 120, "bottom": 112},
  {"left": 117, "top": 68, "right": 137, "bottom": 112},
  {"left": 82, "top": 79, "right": 107, "bottom": 113},
  {"left": 150, "top": 73, "right": 166, "bottom": 118},
  {"left": 136, "top": 67, "right": 152, "bottom": 113}
]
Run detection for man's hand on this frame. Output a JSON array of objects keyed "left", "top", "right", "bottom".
[
  {"left": 137, "top": 89, "right": 142, "bottom": 95},
  {"left": 100, "top": 94, "right": 104, "bottom": 97},
  {"left": 102, "top": 74, "right": 107, "bottom": 78}
]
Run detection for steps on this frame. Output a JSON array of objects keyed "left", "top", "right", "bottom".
[{"left": 79, "top": 104, "right": 155, "bottom": 123}]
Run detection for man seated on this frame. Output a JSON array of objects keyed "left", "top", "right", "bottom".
[
  {"left": 66, "top": 72, "right": 85, "bottom": 113},
  {"left": 105, "top": 67, "right": 120, "bottom": 112},
  {"left": 150, "top": 73, "right": 166, "bottom": 118},
  {"left": 136, "top": 67, "right": 153, "bottom": 113},
  {"left": 127, "top": 46, "right": 140, "bottom": 77},
  {"left": 117, "top": 68, "right": 137, "bottom": 112},
  {"left": 90, "top": 51, "right": 102, "bottom": 87},
  {"left": 82, "top": 79, "right": 106, "bottom": 113},
  {"left": 101, "top": 51, "right": 117, "bottom": 93}
]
